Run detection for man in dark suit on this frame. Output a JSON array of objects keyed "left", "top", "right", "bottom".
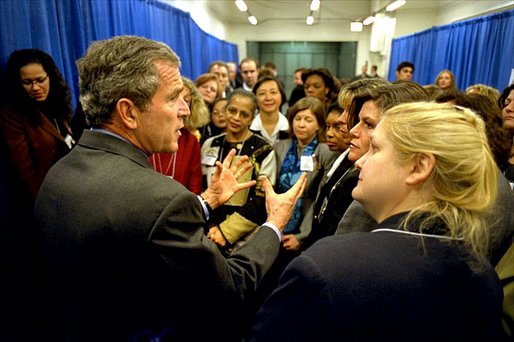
[{"left": 34, "top": 36, "right": 306, "bottom": 341}]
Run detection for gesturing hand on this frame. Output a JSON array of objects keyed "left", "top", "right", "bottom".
[
  {"left": 260, "top": 173, "right": 307, "bottom": 232},
  {"left": 201, "top": 148, "right": 257, "bottom": 209}
]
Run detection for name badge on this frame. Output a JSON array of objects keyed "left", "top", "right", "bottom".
[
  {"left": 300, "top": 155, "right": 314, "bottom": 172},
  {"left": 201, "top": 147, "right": 220, "bottom": 166}
]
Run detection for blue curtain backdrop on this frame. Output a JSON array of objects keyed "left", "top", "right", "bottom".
[
  {"left": 388, "top": 9, "right": 514, "bottom": 90},
  {"left": 0, "top": 0, "right": 238, "bottom": 107}
]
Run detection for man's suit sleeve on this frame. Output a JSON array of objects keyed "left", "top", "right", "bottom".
[{"left": 148, "top": 189, "right": 280, "bottom": 301}]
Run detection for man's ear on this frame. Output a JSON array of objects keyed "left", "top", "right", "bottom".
[
  {"left": 406, "top": 153, "right": 435, "bottom": 186},
  {"left": 115, "top": 98, "right": 139, "bottom": 129}
]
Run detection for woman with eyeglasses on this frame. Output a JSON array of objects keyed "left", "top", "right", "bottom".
[
  {"left": 0, "top": 48, "right": 75, "bottom": 334},
  {"left": 0, "top": 48, "right": 74, "bottom": 206}
]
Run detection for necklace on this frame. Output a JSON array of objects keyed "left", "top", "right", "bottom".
[
  {"left": 154, "top": 153, "right": 176, "bottom": 178},
  {"left": 221, "top": 131, "right": 252, "bottom": 160}
]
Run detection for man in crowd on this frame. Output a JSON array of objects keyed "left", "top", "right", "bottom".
[
  {"left": 35, "top": 35, "right": 305, "bottom": 341},
  {"left": 227, "top": 61, "right": 241, "bottom": 89},
  {"left": 395, "top": 61, "right": 415, "bottom": 81},
  {"left": 239, "top": 57, "right": 260, "bottom": 91},
  {"left": 370, "top": 64, "right": 379, "bottom": 78},
  {"left": 288, "top": 67, "right": 307, "bottom": 107},
  {"left": 208, "top": 60, "right": 231, "bottom": 97},
  {"left": 351, "top": 64, "right": 370, "bottom": 82}
]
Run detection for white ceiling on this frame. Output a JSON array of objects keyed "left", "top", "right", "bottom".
[{"left": 204, "top": 0, "right": 459, "bottom": 25}]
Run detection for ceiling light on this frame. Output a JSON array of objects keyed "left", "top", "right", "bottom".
[
  {"left": 306, "top": 15, "right": 314, "bottom": 25},
  {"left": 363, "top": 16, "right": 375, "bottom": 25},
  {"left": 310, "top": 0, "right": 321, "bottom": 11},
  {"left": 235, "top": 0, "right": 248, "bottom": 12},
  {"left": 248, "top": 15, "right": 258, "bottom": 25},
  {"left": 350, "top": 21, "right": 363, "bottom": 32},
  {"left": 386, "top": 0, "right": 406, "bottom": 12}
]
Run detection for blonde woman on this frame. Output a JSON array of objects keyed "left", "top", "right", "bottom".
[
  {"left": 251, "top": 102, "right": 502, "bottom": 341},
  {"left": 465, "top": 83, "right": 501, "bottom": 102},
  {"left": 149, "top": 77, "right": 209, "bottom": 194},
  {"left": 434, "top": 69, "right": 458, "bottom": 95}
]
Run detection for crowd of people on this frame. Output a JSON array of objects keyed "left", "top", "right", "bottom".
[{"left": 0, "top": 37, "right": 513, "bottom": 341}]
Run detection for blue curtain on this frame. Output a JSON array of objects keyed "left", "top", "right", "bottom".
[
  {"left": 0, "top": 0, "right": 239, "bottom": 107},
  {"left": 388, "top": 9, "right": 514, "bottom": 90}
]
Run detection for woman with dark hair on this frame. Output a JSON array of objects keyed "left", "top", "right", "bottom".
[
  {"left": 0, "top": 49, "right": 74, "bottom": 204},
  {"left": 202, "top": 89, "right": 276, "bottom": 252},
  {"left": 200, "top": 97, "right": 228, "bottom": 146},
  {"left": 274, "top": 96, "right": 334, "bottom": 252},
  {"left": 499, "top": 83, "right": 514, "bottom": 184},
  {"left": 302, "top": 68, "right": 337, "bottom": 104},
  {"left": 251, "top": 75, "right": 289, "bottom": 145},
  {"left": 0, "top": 48, "right": 75, "bottom": 339}
]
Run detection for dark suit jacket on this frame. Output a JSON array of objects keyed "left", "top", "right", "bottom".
[
  {"left": 303, "top": 154, "right": 358, "bottom": 248},
  {"left": 35, "top": 130, "right": 280, "bottom": 340},
  {"left": 250, "top": 213, "right": 503, "bottom": 341}
]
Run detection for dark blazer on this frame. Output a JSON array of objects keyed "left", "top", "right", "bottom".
[
  {"left": 250, "top": 213, "right": 503, "bottom": 341},
  {"left": 302, "top": 153, "right": 358, "bottom": 248},
  {"left": 35, "top": 130, "right": 280, "bottom": 341}
]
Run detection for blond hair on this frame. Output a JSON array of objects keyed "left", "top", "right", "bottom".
[
  {"left": 434, "top": 69, "right": 457, "bottom": 95},
  {"left": 182, "top": 77, "right": 210, "bottom": 130},
  {"left": 381, "top": 102, "right": 498, "bottom": 262},
  {"left": 465, "top": 84, "right": 501, "bottom": 102}
]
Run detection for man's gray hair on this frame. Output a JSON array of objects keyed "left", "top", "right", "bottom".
[{"left": 77, "top": 35, "right": 180, "bottom": 127}]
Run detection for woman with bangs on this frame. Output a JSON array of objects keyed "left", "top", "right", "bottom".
[{"left": 250, "top": 76, "right": 289, "bottom": 145}]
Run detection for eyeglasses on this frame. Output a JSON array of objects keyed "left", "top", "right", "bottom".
[{"left": 21, "top": 74, "right": 49, "bottom": 87}]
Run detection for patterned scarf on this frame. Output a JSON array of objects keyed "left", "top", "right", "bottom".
[{"left": 278, "top": 138, "right": 318, "bottom": 234}]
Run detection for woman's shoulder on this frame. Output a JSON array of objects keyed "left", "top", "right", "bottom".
[
  {"left": 273, "top": 138, "right": 293, "bottom": 149},
  {"left": 249, "top": 132, "right": 273, "bottom": 148},
  {"left": 201, "top": 133, "right": 226, "bottom": 149},
  {"left": 0, "top": 104, "right": 38, "bottom": 128},
  {"left": 315, "top": 143, "right": 339, "bottom": 163}
]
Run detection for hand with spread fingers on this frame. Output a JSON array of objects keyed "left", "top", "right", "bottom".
[
  {"left": 201, "top": 148, "right": 257, "bottom": 210},
  {"left": 260, "top": 173, "right": 307, "bottom": 231}
]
